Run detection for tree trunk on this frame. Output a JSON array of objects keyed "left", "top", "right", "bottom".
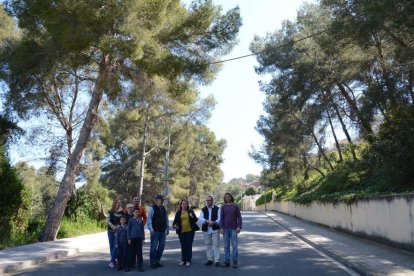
[
  {"left": 327, "top": 90, "right": 358, "bottom": 160},
  {"left": 311, "top": 130, "right": 334, "bottom": 171},
  {"left": 40, "top": 54, "right": 111, "bottom": 241},
  {"left": 337, "top": 83, "right": 373, "bottom": 136},
  {"left": 326, "top": 107, "right": 343, "bottom": 162},
  {"left": 138, "top": 106, "right": 150, "bottom": 205}
]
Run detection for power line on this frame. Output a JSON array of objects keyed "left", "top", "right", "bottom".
[{"left": 208, "top": 13, "right": 361, "bottom": 66}]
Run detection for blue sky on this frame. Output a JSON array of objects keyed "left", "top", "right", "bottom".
[{"left": 199, "top": 0, "right": 312, "bottom": 181}]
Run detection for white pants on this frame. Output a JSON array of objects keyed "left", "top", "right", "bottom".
[{"left": 204, "top": 231, "right": 220, "bottom": 263}]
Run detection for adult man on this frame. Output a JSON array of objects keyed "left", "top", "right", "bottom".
[
  {"left": 220, "top": 192, "right": 242, "bottom": 268},
  {"left": 147, "top": 195, "right": 169, "bottom": 269},
  {"left": 198, "top": 196, "right": 221, "bottom": 267},
  {"left": 132, "top": 195, "right": 147, "bottom": 225}
]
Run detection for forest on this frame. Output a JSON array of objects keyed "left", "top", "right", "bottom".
[{"left": 252, "top": 0, "right": 414, "bottom": 205}]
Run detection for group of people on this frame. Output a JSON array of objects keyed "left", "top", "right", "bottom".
[{"left": 106, "top": 192, "right": 242, "bottom": 272}]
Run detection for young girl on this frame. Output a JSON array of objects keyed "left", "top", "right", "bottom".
[{"left": 128, "top": 209, "right": 145, "bottom": 272}]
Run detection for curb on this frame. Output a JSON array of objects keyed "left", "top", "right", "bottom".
[
  {"left": 261, "top": 211, "right": 379, "bottom": 276},
  {"left": 0, "top": 232, "right": 108, "bottom": 275},
  {"left": 1, "top": 248, "right": 81, "bottom": 275}
]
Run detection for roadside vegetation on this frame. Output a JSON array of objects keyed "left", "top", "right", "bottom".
[{"left": 252, "top": 0, "right": 414, "bottom": 205}]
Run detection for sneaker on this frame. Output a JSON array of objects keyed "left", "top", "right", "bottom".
[
  {"left": 233, "top": 261, "right": 238, "bottom": 268},
  {"left": 215, "top": 262, "right": 221, "bottom": 267},
  {"left": 205, "top": 260, "right": 213, "bottom": 266},
  {"left": 108, "top": 262, "right": 115, "bottom": 268},
  {"left": 178, "top": 261, "right": 185, "bottom": 266},
  {"left": 156, "top": 263, "right": 163, "bottom": 267},
  {"left": 185, "top": 262, "right": 191, "bottom": 267},
  {"left": 221, "top": 262, "right": 230, "bottom": 268}
]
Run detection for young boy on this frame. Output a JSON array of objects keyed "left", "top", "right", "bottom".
[
  {"left": 128, "top": 209, "right": 145, "bottom": 272},
  {"left": 115, "top": 216, "right": 129, "bottom": 271}
]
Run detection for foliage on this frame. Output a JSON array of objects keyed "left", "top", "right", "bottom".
[
  {"left": 57, "top": 217, "right": 106, "bottom": 239},
  {"left": 251, "top": 0, "right": 414, "bottom": 202},
  {"left": 0, "top": 145, "right": 30, "bottom": 244},
  {"left": 245, "top": 186, "right": 259, "bottom": 196}
]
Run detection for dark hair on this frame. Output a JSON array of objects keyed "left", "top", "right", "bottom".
[
  {"left": 223, "top": 192, "right": 234, "bottom": 203},
  {"left": 121, "top": 215, "right": 128, "bottom": 220},
  {"left": 179, "top": 199, "right": 190, "bottom": 211}
]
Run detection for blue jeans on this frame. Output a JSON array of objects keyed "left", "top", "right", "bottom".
[
  {"left": 178, "top": 231, "right": 195, "bottom": 263},
  {"left": 150, "top": 231, "right": 166, "bottom": 265},
  {"left": 223, "top": 229, "right": 238, "bottom": 263},
  {"left": 107, "top": 230, "right": 117, "bottom": 263}
]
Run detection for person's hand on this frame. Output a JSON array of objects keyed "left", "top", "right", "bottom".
[
  {"left": 173, "top": 224, "right": 179, "bottom": 230},
  {"left": 128, "top": 240, "right": 131, "bottom": 245},
  {"left": 236, "top": 227, "right": 241, "bottom": 234},
  {"left": 115, "top": 244, "right": 118, "bottom": 248},
  {"left": 150, "top": 230, "right": 154, "bottom": 235},
  {"left": 165, "top": 230, "right": 169, "bottom": 236},
  {"left": 220, "top": 229, "right": 224, "bottom": 235},
  {"left": 208, "top": 221, "right": 214, "bottom": 226}
]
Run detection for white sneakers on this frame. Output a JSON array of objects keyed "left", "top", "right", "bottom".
[
  {"left": 185, "top": 262, "right": 191, "bottom": 267},
  {"left": 108, "top": 262, "right": 115, "bottom": 268},
  {"left": 178, "top": 261, "right": 191, "bottom": 267},
  {"left": 178, "top": 261, "right": 185, "bottom": 266}
]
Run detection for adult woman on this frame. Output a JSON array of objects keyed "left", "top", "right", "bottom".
[
  {"left": 173, "top": 199, "right": 200, "bottom": 267},
  {"left": 107, "top": 197, "right": 124, "bottom": 268}
]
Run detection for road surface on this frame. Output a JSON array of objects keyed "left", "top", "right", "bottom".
[{"left": 15, "top": 211, "right": 357, "bottom": 275}]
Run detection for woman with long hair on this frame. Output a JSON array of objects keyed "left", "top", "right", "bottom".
[
  {"left": 172, "top": 199, "right": 200, "bottom": 267},
  {"left": 107, "top": 196, "right": 124, "bottom": 268}
]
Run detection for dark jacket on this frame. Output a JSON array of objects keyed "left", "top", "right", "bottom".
[
  {"left": 173, "top": 209, "right": 200, "bottom": 234},
  {"left": 151, "top": 204, "right": 168, "bottom": 232},
  {"left": 201, "top": 205, "right": 220, "bottom": 232}
]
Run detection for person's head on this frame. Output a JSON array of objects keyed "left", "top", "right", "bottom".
[
  {"left": 126, "top": 203, "right": 134, "bottom": 214},
  {"left": 133, "top": 208, "right": 141, "bottom": 218},
  {"left": 132, "top": 196, "right": 140, "bottom": 205},
  {"left": 120, "top": 216, "right": 127, "bottom": 225},
  {"left": 179, "top": 199, "right": 190, "bottom": 211},
  {"left": 224, "top": 193, "right": 234, "bottom": 204},
  {"left": 154, "top": 195, "right": 164, "bottom": 206},
  {"left": 206, "top": 196, "right": 214, "bottom": 207},
  {"left": 111, "top": 197, "right": 122, "bottom": 211}
]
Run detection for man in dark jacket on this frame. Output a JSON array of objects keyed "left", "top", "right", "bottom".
[
  {"left": 198, "top": 196, "right": 221, "bottom": 267},
  {"left": 147, "top": 195, "right": 169, "bottom": 269}
]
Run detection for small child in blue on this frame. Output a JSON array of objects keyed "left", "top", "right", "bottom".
[
  {"left": 115, "top": 216, "right": 129, "bottom": 271},
  {"left": 128, "top": 209, "right": 145, "bottom": 272}
]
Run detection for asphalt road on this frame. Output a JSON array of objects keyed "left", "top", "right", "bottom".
[{"left": 15, "top": 212, "right": 357, "bottom": 276}]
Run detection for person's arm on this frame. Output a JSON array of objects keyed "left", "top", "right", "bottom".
[
  {"left": 115, "top": 228, "right": 119, "bottom": 248},
  {"left": 236, "top": 205, "right": 242, "bottom": 231},
  {"left": 190, "top": 210, "right": 198, "bottom": 223},
  {"left": 147, "top": 207, "right": 154, "bottom": 231},
  {"left": 141, "top": 206, "right": 147, "bottom": 225},
  {"left": 107, "top": 212, "right": 115, "bottom": 230},
  {"left": 198, "top": 210, "right": 206, "bottom": 224},
  {"left": 172, "top": 211, "right": 179, "bottom": 230},
  {"left": 215, "top": 207, "right": 221, "bottom": 226}
]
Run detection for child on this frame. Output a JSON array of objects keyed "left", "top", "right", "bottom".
[
  {"left": 128, "top": 209, "right": 145, "bottom": 272},
  {"left": 115, "top": 216, "right": 129, "bottom": 271}
]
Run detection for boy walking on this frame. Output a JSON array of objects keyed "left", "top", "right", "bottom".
[
  {"left": 128, "top": 209, "right": 145, "bottom": 272},
  {"left": 115, "top": 216, "right": 129, "bottom": 271}
]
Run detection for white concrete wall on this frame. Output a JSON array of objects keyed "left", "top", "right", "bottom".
[
  {"left": 256, "top": 195, "right": 414, "bottom": 251},
  {"left": 241, "top": 195, "right": 261, "bottom": 211}
]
